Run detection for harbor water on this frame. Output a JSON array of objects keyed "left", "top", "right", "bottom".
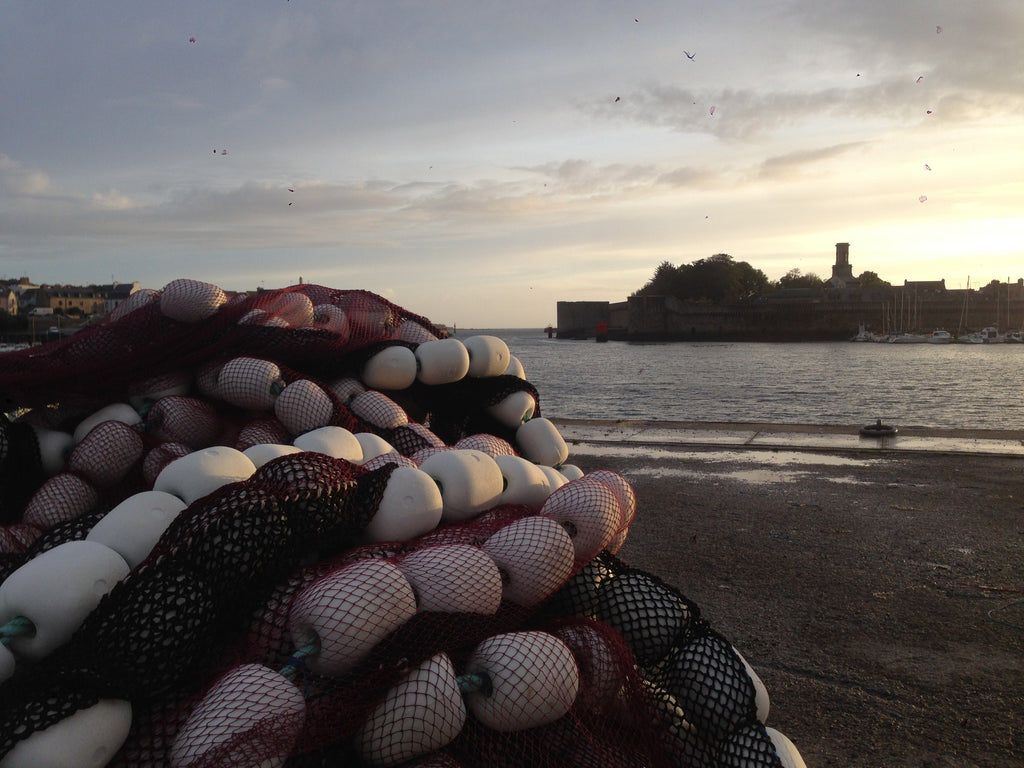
[{"left": 477, "top": 330, "right": 1024, "bottom": 432}]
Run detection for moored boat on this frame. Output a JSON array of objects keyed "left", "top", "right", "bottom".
[
  {"left": 959, "top": 326, "right": 1005, "bottom": 344},
  {"left": 890, "top": 332, "right": 929, "bottom": 344},
  {"left": 927, "top": 330, "right": 953, "bottom": 344}
]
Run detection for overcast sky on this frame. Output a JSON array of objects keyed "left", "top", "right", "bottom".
[{"left": 2, "top": 1, "right": 1021, "bottom": 327}]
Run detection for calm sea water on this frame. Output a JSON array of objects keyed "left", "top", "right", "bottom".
[{"left": 470, "top": 330, "right": 1024, "bottom": 432}]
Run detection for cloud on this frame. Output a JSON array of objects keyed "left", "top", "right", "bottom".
[
  {"left": 0, "top": 154, "right": 52, "bottom": 197},
  {"left": 91, "top": 189, "right": 138, "bottom": 211},
  {"left": 758, "top": 142, "right": 870, "bottom": 180}
]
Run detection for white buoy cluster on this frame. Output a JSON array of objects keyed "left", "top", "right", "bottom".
[{"left": 0, "top": 279, "right": 804, "bottom": 768}]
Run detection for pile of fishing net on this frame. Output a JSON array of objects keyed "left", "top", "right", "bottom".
[{"left": 0, "top": 280, "right": 805, "bottom": 767}]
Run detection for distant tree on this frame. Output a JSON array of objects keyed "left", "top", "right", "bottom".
[
  {"left": 777, "top": 268, "right": 824, "bottom": 291},
  {"left": 856, "top": 271, "right": 890, "bottom": 288},
  {"left": 631, "top": 254, "right": 770, "bottom": 302},
  {"left": 733, "top": 259, "right": 773, "bottom": 299},
  {"left": 632, "top": 261, "right": 683, "bottom": 298}
]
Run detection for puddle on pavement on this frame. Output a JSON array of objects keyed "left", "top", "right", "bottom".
[
  {"left": 567, "top": 444, "right": 880, "bottom": 485},
  {"left": 569, "top": 443, "right": 876, "bottom": 467},
  {"left": 621, "top": 466, "right": 874, "bottom": 485}
]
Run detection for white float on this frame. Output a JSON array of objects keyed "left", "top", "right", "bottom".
[
  {"left": 453, "top": 433, "right": 516, "bottom": 457},
  {"left": 21, "top": 473, "right": 99, "bottom": 531},
  {"left": 327, "top": 377, "right": 365, "bottom": 406},
  {"left": 28, "top": 424, "right": 73, "bottom": 476},
  {"left": 493, "top": 455, "right": 552, "bottom": 507},
  {"left": 361, "top": 346, "right": 417, "bottom": 391},
  {"left": 242, "top": 443, "right": 303, "bottom": 468},
  {"left": 153, "top": 446, "right": 257, "bottom": 505},
  {"left": 348, "top": 390, "right": 409, "bottom": 429},
  {"left": 480, "top": 516, "right": 576, "bottom": 608},
  {"left": 537, "top": 464, "right": 568, "bottom": 494},
  {"left": 108, "top": 287, "right": 157, "bottom": 322},
  {"left": 159, "top": 278, "right": 227, "bottom": 323},
  {"left": 594, "top": 571, "right": 690, "bottom": 668},
  {"left": 397, "top": 321, "right": 438, "bottom": 344},
  {"left": 262, "top": 292, "right": 315, "bottom": 328},
  {"left": 67, "top": 419, "right": 144, "bottom": 488},
  {"left": 463, "top": 631, "right": 579, "bottom": 732},
  {"left": 559, "top": 464, "right": 585, "bottom": 481},
  {"left": 237, "top": 308, "right": 269, "bottom": 326},
  {"left": 362, "top": 467, "right": 443, "bottom": 543},
  {"left": 587, "top": 470, "right": 636, "bottom": 554},
  {"left": 145, "top": 396, "right": 223, "bottom": 450},
  {"left": 506, "top": 355, "right": 526, "bottom": 379},
  {"left": 217, "top": 357, "right": 285, "bottom": 411},
  {"left": 354, "top": 653, "right": 466, "bottom": 768},
  {"left": 361, "top": 453, "right": 418, "bottom": 472},
  {"left": 354, "top": 432, "right": 395, "bottom": 463},
  {"left": 551, "top": 621, "right": 628, "bottom": 713},
  {"left": 127, "top": 371, "right": 192, "bottom": 411},
  {"left": 486, "top": 390, "right": 536, "bottom": 429},
  {"left": 0, "top": 540, "right": 130, "bottom": 660},
  {"left": 414, "top": 338, "right": 470, "bottom": 386},
  {"left": 417, "top": 449, "right": 504, "bottom": 522},
  {"left": 539, "top": 477, "right": 621, "bottom": 562},
  {"left": 0, "top": 699, "right": 132, "bottom": 768},
  {"left": 765, "top": 727, "right": 808, "bottom": 768},
  {"left": 463, "top": 335, "right": 510, "bottom": 377},
  {"left": 292, "top": 426, "right": 363, "bottom": 462},
  {"left": 516, "top": 417, "right": 569, "bottom": 467},
  {"left": 72, "top": 403, "right": 141, "bottom": 443},
  {"left": 194, "top": 361, "right": 223, "bottom": 399},
  {"left": 313, "top": 304, "right": 351, "bottom": 341},
  {"left": 288, "top": 559, "right": 417, "bottom": 676},
  {"left": 585, "top": 470, "right": 636, "bottom": 526},
  {"left": 661, "top": 634, "right": 754, "bottom": 741},
  {"left": 396, "top": 544, "right": 503, "bottom": 614},
  {"left": 274, "top": 379, "right": 335, "bottom": 435},
  {"left": 86, "top": 490, "right": 188, "bottom": 569},
  {"left": 733, "top": 646, "right": 771, "bottom": 724},
  {"left": 168, "top": 664, "right": 306, "bottom": 768}
]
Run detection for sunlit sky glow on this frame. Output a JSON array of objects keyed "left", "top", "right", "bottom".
[{"left": 1, "top": 1, "right": 1021, "bottom": 327}]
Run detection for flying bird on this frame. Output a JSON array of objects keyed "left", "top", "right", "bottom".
[
  {"left": 189, "top": 36, "right": 196, "bottom": 43},
  {"left": 684, "top": 51, "right": 695, "bottom": 61},
  {"left": 916, "top": 76, "right": 924, "bottom": 83},
  {"left": 614, "top": 96, "right": 620, "bottom": 102}
]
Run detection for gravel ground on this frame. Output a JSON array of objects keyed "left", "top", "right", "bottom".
[{"left": 570, "top": 440, "right": 1024, "bottom": 768}]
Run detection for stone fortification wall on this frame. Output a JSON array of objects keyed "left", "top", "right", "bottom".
[
  {"left": 555, "top": 301, "right": 610, "bottom": 338},
  {"left": 559, "top": 295, "right": 1023, "bottom": 341}
]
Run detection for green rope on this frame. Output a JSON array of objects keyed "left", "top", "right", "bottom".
[
  {"left": 279, "top": 638, "right": 320, "bottom": 680},
  {"left": 456, "top": 672, "right": 490, "bottom": 695},
  {"left": 0, "top": 616, "right": 35, "bottom": 646}
]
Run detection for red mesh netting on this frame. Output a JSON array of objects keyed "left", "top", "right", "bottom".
[{"left": 0, "top": 281, "right": 787, "bottom": 768}]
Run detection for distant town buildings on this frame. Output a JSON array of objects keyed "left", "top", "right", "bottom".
[
  {"left": 558, "top": 243, "right": 1024, "bottom": 341},
  {"left": 0, "top": 277, "right": 140, "bottom": 317}
]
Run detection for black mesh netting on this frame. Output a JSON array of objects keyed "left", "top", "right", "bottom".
[{"left": 0, "top": 281, "right": 790, "bottom": 768}]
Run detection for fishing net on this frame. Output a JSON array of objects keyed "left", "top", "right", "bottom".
[{"left": 0, "top": 280, "right": 790, "bottom": 767}]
